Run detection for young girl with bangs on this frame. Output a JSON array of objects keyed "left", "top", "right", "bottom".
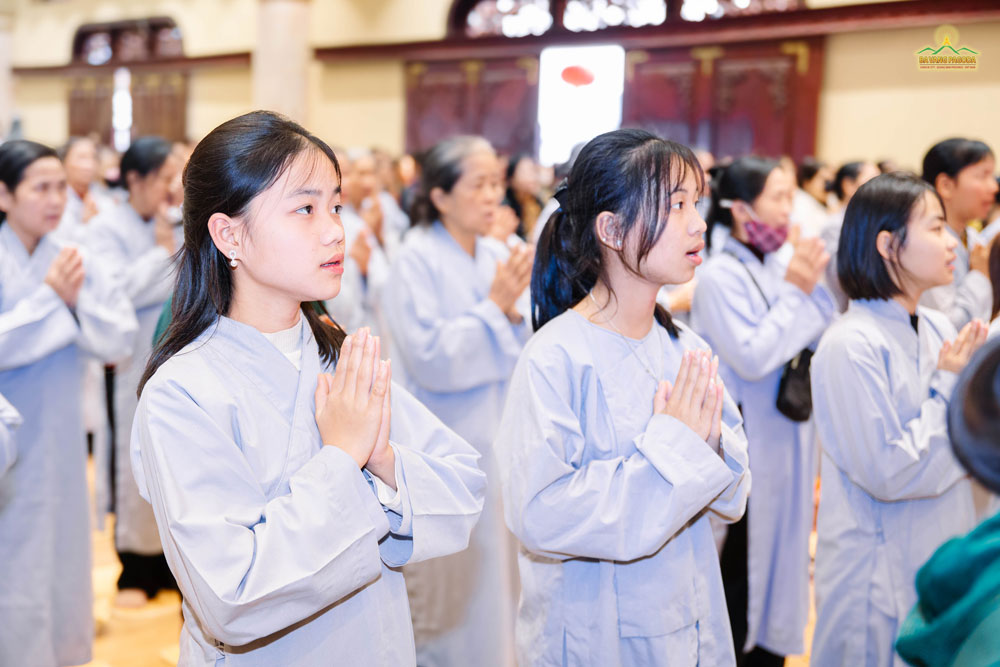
[
  {"left": 495, "top": 128, "right": 750, "bottom": 666},
  {"left": 131, "top": 111, "right": 486, "bottom": 666}
]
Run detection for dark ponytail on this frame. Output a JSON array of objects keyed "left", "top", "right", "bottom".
[
  {"left": 531, "top": 128, "right": 701, "bottom": 334},
  {"left": 705, "top": 156, "right": 780, "bottom": 250},
  {"left": 922, "top": 138, "right": 994, "bottom": 187},
  {"left": 138, "top": 111, "right": 346, "bottom": 396},
  {"left": 0, "top": 140, "right": 58, "bottom": 226}
]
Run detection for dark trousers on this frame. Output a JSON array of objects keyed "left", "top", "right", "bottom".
[
  {"left": 116, "top": 551, "right": 179, "bottom": 598},
  {"left": 105, "top": 366, "right": 178, "bottom": 598},
  {"left": 720, "top": 511, "right": 786, "bottom": 667}
]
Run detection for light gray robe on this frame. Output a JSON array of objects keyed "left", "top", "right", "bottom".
[
  {"left": 495, "top": 310, "right": 750, "bottom": 666},
  {"left": 131, "top": 315, "right": 486, "bottom": 665},
  {"left": 810, "top": 299, "right": 976, "bottom": 667},
  {"left": 0, "top": 223, "right": 137, "bottom": 666}
]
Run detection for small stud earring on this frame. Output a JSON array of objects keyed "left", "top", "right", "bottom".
[
  {"left": 616, "top": 239, "right": 623, "bottom": 249},
  {"left": 229, "top": 249, "right": 239, "bottom": 268}
]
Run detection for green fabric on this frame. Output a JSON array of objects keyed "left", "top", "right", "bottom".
[
  {"left": 152, "top": 299, "right": 329, "bottom": 347},
  {"left": 153, "top": 295, "right": 172, "bottom": 346},
  {"left": 896, "top": 510, "right": 1000, "bottom": 666}
]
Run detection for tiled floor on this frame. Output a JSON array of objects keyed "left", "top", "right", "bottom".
[{"left": 79, "top": 466, "right": 181, "bottom": 667}]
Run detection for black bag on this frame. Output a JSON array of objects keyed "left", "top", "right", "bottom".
[
  {"left": 776, "top": 348, "right": 813, "bottom": 422},
  {"left": 724, "top": 251, "right": 814, "bottom": 422}
]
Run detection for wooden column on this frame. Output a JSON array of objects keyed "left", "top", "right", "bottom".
[{"left": 253, "top": 0, "right": 311, "bottom": 123}]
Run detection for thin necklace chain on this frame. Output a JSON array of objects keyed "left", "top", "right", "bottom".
[{"left": 588, "top": 292, "right": 662, "bottom": 382}]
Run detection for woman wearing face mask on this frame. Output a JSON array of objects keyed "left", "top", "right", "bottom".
[
  {"left": 88, "top": 136, "right": 183, "bottom": 607},
  {"left": 134, "top": 111, "right": 485, "bottom": 665},
  {"left": 495, "top": 129, "right": 750, "bottom": 666},
  {"left": 0, "top": 140, "right": 137, "bottom": 667},
  {"left": 810, "top": 173, "right": 985, "bottom": 666},
  {"left": 382, "top": 135, "right": 532, "bottom": 667},
  {"left": 692, "top": 156, "right": 835, "bottom": 666},
  {"left": 919, "top": 138, "right": 999, "bottom": 329}
]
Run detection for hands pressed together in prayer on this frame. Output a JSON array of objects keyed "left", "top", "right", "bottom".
[
  {"left": 784, "top": 225, "right": 830, "bottom": 296},
  {"left": 489, "top": 243, "right": 534, "bottom": 324},
  {"left": 314, "top": 327, "right": 396, "bottom": 489},
  {"left": 938, "top": 319, "right": 988, "bottom": 374},
  {"left": 44, "top": 247, "right": 85, "bottom": 309},
  {"left": 655, "top": 349, "right": 724, "bottom": 453}
]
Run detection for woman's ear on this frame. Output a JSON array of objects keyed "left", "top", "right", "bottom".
[
  {"left": 0, "top": 182, "right": 12, "bottom": 214},
  {"left": 875, "top": 229, "right": 895, "bottom": 261},
  {"left": 731, "top": 200, "right": 752, "bottom": 225},
  {"left": 124, "top": 170, "right": 140, "bottom": 192},
  {"left": 594, "top": 211, "right": 623, "bottom": 250},
  {"left": 207, "top": 213, "right": 240, "bottom": 257},
  {"left": 429, "top": 186, "right": 449, "bottom": 220},
  {"left": 935, "top": 172, "right": 956, "bottom": 202}
]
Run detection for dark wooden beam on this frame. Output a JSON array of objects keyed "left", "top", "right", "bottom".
[
  {"left": 315, "top": 0, "right": 1000, "bottom": 63},
  {"left": 13, "top": 52, "right": 251, "bottom": 77}
]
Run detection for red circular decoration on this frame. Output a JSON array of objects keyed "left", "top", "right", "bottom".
[{"left": 561, "top": 65, "right": 595, "bottom": 87}]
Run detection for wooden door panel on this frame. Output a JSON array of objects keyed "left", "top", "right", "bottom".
[{"left": 623, "top": 50, "right": 695, "bottom": 146}]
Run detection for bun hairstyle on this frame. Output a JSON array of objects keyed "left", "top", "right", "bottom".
[
  {"left": 705, "top": 156, "right": 780, "bottom": 250},
  {"left": 0, "top": 140, "right": 59, "bottom": 225},
  {"left": 120, "top": 136, "right": 173, "bottom": 192},
  {"left": 138, "top": 111, "right": 346, "bottom": 396},
  {"left": 796, "top": 156, "right": 827, "bottom": 189},
  {"left": 408, "top": 135, "right": 494, "bottom": 226},
  {"left": 829, "top": 161, "right": 865, "bottom": 201},
  {"left": 531, "top": 128, "right": 702, "bottom": 332},
  {"left": 922, "top": 138, "right": 994, "bottom": 188}
]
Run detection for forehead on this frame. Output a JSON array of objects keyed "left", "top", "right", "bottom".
[
  {"left": 460, "top": 149, "right": 498, "bottom": 175},
  {"left": 354, "top": 155, "right": 376, "bottom": 171},
  {"left": 275, "top": 149, "right": 340, "bottom": 194},
  {"left": 960, "top": 155, "right": 996, "bottom": 175},
  {"left": 21, "top": 156, "right": 65, "bottom": 181},
  {"left": 921, "top": 189, "right": 944, "bottom": 214},
  {"left": 67, "top": 140, "right": 96, "bottom": 158},
  {"left": 764, "top": 166, "right": 793, "bottom": 189}
]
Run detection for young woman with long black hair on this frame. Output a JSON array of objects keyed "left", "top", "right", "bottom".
[
  {"left": 495, "top": 128, "right": 750, "bottom": 666},
  {"left": 132, "top": 111, "right": 485, "bottom": 665}
]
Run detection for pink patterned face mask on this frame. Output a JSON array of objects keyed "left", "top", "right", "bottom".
[{"left": 743, "top": 218, "right": 788, "bottom": 254}]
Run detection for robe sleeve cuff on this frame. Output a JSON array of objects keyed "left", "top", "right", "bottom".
[
  {"left": 308, "top": 446, "right": 391, "bottom": 540},
  {"left": 635, "top": 414, "right": 735, "bottom": 501},
  {"left": 471, "top": 298, "right": 523, "bottom": 353},
  {"left": 930, "top": 368, "right": 959, "bottom": 401}
]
